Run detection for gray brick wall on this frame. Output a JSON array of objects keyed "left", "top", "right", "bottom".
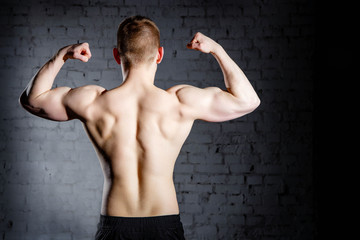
[{"left": 0, "top": 0, "right": 316, "bottom": 239}]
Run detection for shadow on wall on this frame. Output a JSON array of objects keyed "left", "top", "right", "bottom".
[{"left": 0, "top": 2, "right": 104, "bottom": 240}]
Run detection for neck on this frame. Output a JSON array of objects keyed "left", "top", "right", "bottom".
[{"left": 121, "top": 63, "right": 157, "bottom": 87}]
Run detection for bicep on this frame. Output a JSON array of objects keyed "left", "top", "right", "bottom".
[
  {"left": 175, "top": 85, "right": 252, "bottom": 122},
  {"left": 23, "top": 85, "right": 104, "bottom": 122},
  {"left": 22, "top": 87, "right": 73, "bottom": 121}
]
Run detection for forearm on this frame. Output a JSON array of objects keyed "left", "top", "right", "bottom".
[
  {"left": 211, "top": 45, "right": 260, "bottom": 104},
  {"left": 24, "top": 46, "right": 70, "bottom": 101}
]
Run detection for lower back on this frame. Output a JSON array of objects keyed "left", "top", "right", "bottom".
[{"left": 101, "top": 171, "right": 179, "bottom": 217}]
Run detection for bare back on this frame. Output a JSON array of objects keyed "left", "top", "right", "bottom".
[
  {"left": 84, "top": 82, "right": 193, "bottom": 217},
  {"left": 20, "top": 33, "right": 260, "bottom": 219}
]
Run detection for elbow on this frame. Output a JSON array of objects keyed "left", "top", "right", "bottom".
[
  {"left": 19, "top": 91, "right": 29, "bottom": 109},
  {"left": 19, "top": 91, "right": 39, "bottom": 111},
  {"left": 252, "top": 97, "right": 261, "bottom": 110},
  {"left": 242, "top": 96, "right": 261, "bottom": 114}
]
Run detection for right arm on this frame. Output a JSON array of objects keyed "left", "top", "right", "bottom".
[
  {"left": 173, "top": 32, "right": 260, "bottom": 122},
  {"left": 19, "top": 42, "right": 104, "bottom": 122}
]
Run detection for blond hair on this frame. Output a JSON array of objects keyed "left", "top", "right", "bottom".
[{"left": 117, "top": 16, "right": 160, "bottom": 68}]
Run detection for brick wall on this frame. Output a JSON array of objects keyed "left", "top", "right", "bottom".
[{"left": 0, "top": 0, "right": 316, "bottom": 239}]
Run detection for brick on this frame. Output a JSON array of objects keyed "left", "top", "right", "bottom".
[
  {"left": 246, "top": 175, "right": 263, "bottom": 185},
  {"left": 66, "top": 27, "right": 85, "bottom": 38},
  {"left": 183, "top": 192, "right": 199, "bottom": 203},
  {"left": 246, "top": 215, "right": 264, "bottom": 226},
  {"left": 181, "top": 203, "right": 202, "bottom": 214},
  {"left": 196, "top": 164, "right": 229, "bottom": 174},
  {"left": 196, "top": 225, "right": 217, "bottom": 238},
  {"left": 50, "top": 26, "right": 66, "bottom": 36},
  {"left": 188, "top": 7, "right": 206, "bottom": 17},
  {"left": 84, "top": 6, "right": 100, "bottom": 16},
  {"left": 174, "top": 163, "right": 194, "bottom": 173},
  {"left": 67, "top": 70, "right": 85, "bottom": 81},
  {"left": 180, "top": 183, "right": 212, "bottom": 193},
  {"left": 101, "top": 7, "right": 118, "bottom": 16},
  {"left": 1, "top": 0, "right": 316, "bottom": 239}
]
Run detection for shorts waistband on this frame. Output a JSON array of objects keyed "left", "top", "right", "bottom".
[{"left": 98, "top": 214, "right": 182, "bottom": 229}]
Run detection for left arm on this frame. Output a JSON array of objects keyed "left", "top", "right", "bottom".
[{"left": 20, "top": 43, "right": 103, "bottom": 121}]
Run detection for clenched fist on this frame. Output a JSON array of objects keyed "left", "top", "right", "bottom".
[
  {"left": 63, "top": 42, "right": 92, "bottom": 62},
  {"left": 186, "top": 32, "right": 219, "bottom": 54}
]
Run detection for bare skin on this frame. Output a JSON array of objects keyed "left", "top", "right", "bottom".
[{"left": 20, "top": 32, "right": 260, "bottom": 217}]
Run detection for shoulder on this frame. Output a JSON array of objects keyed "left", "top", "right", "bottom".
[
  {"left": 166, "top": 84, "right": 200, "bottom": 100},
  {"left": 166, "top": 84, "right": 221, "bottom": 104},
  {"left": 166, "top": 84, "right": 191, "bottom": 94},
  {"left": 69, "top": 85, "right": 106, "bottom": 95},
  {"left": 64, "top": 85, "right": 106, "bottom": 121},
  {"left": 66, "top": 85, "right": 106, "bottom": 103},
  {"left": 166, "top": 84, "right": 196, "bottom": 105}
]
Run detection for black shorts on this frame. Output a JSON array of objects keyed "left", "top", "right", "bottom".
[{"left": 95, "top": 214, "right": 185, "bottom": 240}]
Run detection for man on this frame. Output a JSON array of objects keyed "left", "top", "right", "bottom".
[{"left": 20, "top": 16, "right": 260, "bottom": 240}]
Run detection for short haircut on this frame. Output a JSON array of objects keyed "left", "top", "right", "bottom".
[{"left": 117, "top": 16, "right": 160, "bottom": 68}]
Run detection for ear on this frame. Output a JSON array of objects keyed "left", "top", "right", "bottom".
[
  {"left": 156, "top": 47, "right": 164, "bottom": 64},
  {"left": 113, "top": 48, "right": 121, "bottom": 65}
]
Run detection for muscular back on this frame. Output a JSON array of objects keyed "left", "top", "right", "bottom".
[
  {"left": 20, "top": 36, "right": 259, "bottom": 218},
  {"left": 84, "top": 82, "right": 194, "bottom": 217}
]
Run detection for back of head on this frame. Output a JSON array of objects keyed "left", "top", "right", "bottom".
[{"left": 117, "top": 16, "right": 160, "bottom": 69}]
